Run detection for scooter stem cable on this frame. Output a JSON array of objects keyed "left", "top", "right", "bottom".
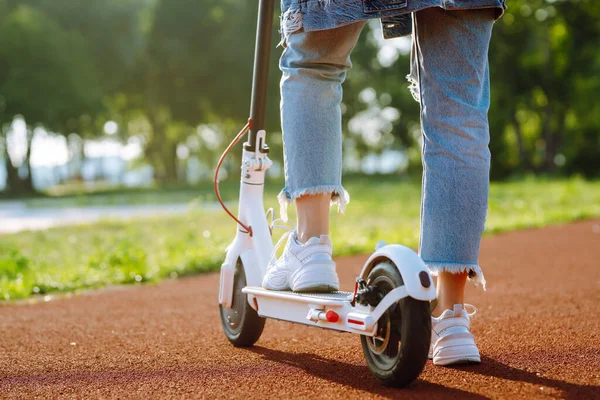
[{"left": 214, "top": 121, "right": 253, "bottom": 236}]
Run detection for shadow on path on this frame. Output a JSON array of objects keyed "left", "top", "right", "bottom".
[
  {"left": 246, "top": 346, "right": 488, "bottom": 399},
  {"left": 455, "top": 356, "right": 599, "bottom": 400},
  {"left": 247, "top": 347, "right": 599, "bottom": 399},
  {"left": 3, "top": 348, "right": 596, "bottom": 398}
]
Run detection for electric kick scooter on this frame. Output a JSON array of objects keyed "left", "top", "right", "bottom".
[{"left": 215, "top": 0, "right": 436, "bottom": 387}]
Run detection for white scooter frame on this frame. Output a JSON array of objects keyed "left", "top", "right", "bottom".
[
  {"left": 216, "top": 0, "right": 435, "bottom": 387},
  {"left": 219, "top": 130, "right": 436, "bottom": 331},
  {"left": 217, "top": 130, "right": 436, "bottom": 387}
]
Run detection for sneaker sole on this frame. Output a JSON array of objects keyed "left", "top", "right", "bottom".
[
  {"left": 432, "top": 344, "right": 481, "bottom": 366},
  {"left": 433, "top": 355, "right": 481, "bottom": 366}
]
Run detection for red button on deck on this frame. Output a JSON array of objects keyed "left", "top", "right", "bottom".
[{"left": 325, "top": 310, "right": 339, "bottom": 323}]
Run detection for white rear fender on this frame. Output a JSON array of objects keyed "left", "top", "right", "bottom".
[{"left": 360, "top": 244, "right": 436, "bottom": 302}]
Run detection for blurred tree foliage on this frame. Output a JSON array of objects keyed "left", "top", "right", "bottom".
[
  {"left": 0, "top": 0, "right": 598, "bottom": 194},
  {"left": 0, "top": 0, "right": 150, "bottom": 193},
  {"left": 346, "top": 0, "right": 600, "bottom": 179},
  {"left": 120, "top": 0, "right": 280, "bottom": 182},
  {"left": 0, "top": 5, "right": 103, "bottom": 193},
  {"left": 488, "top": 0, "right": 600, "bottom": 178}
]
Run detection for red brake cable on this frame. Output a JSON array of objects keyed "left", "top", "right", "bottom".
[{"left": 213, "top": 121, "right": 253, "bottom": 236}]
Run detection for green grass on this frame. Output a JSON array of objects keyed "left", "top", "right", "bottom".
[{"left": 1, "top": 177, "right": 599, "bottom": 300}]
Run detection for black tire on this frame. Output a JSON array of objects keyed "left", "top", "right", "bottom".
[
  {"left": 219, "top": 258, "right": 265, "bottom": 347},
  {"left": 360, "top": 261, "right": 431, "bottom": 387}
]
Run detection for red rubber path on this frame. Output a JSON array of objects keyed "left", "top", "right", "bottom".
[{"left": 1, "top": 220, "right": 599, "bottom": 399}]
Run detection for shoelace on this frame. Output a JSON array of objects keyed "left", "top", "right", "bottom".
[
  {"left": 268, "top": 218, "right": 297, "bottom": 266},
  {"left": 464, "top": 304, "right": 478, "bottom": 318}
]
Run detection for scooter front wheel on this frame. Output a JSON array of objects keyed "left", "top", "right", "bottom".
[
  {"left": 219, "top": 258, "right": 265, "bottom": 347},
  {"left": 360, "top": 261, "right": 432, "bottom": 387}
]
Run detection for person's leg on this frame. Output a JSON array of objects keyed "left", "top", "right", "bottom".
[
  {"left": 263, "top": 22, "right": 365, "bottom": 292},
  {"left": 434, "top": 271, "right": 468, "bottom": 315},
  {"left": 296, "top": 193, "right": 331, "bottom": 243},
  {"left": 410, "top": 7, "right": 495, "bottom": 365},
  {"left": 410, "top": 7, "right": 495, "bottom": 313},
  {"left": 278, "top": 22, "right": 365, "bottom": 233}
]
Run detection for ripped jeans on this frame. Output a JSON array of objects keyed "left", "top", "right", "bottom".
[{"left": 278, "top": 8, "right": 495, "bottom": 287}]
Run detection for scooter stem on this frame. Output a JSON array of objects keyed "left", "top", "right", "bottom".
[
  {"left": 246, "top": 0, "right": 275, "bottom": 153},
  {"left": 217, "top": 0, "right": 276, "bottom": 307}
]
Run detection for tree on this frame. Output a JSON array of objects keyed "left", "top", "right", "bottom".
[
  {"left": 10, "top": 0, "right": 151, "bottom": 95},
  {"left": 121, "top": 0, "right": 281, "bottom": 183},
  {"left": 489, "top": 0, "right": 600, "bottom": 177},
  {"left": 0, "top": 6, "right": 103, "bottom": 194}
]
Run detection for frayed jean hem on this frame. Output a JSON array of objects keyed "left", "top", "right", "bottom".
[
  {"left": 406, "top": 73, "right": 420, "bottom": 103},
  {"left": 277, "top": 185, "right": 350, "bottom": 222},
  {"left": 423, "top": 260, "right": 487, "bottom": 290}
]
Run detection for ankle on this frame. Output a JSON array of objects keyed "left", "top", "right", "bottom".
[
  {"left": 295, "top": 193, "right": 331, "bottom": 245},
  {"left": 432, "top": 302, "right": 463, "bottom": 317},
  {"left": 433, "top": 271, "right": 468, "bottom": 317},
  {"left": 297, "top": 231, "right": 328, "bottom": 244}
]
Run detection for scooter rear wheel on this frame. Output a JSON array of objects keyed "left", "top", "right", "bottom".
[
  {"left": 360, "top": 261, "right": 431, "bottom": 387},
  {"left": 219, "top": 258, "right": 265, "bottom": 347}
]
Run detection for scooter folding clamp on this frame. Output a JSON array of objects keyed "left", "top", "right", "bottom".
[{"left": 355, "top": 278, "right": 382, "bottom": 307}]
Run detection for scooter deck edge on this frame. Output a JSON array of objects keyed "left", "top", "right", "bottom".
[{"left": 243, "top": 286, "right": 352, "bottom": 307}]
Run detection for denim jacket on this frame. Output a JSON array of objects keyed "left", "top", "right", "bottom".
[{"left": 281, "top": 0, "right": 506, "bottom": 43}]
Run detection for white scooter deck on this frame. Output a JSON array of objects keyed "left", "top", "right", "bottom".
[{"left": 243, "top": 284, "right": 410, "bottom": 337}]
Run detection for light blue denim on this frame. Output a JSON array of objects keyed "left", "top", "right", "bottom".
[
  {"left": 279, "top": 7, "right": 496, "bottom": 287},
  {"left": 279, "top": 0, "right": 505, "bottom": 43}
]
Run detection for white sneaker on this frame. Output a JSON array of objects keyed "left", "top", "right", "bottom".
[
  {"left": 429, "top": 304, "right": 481, "bottom": 366},
  {"left": 262, "top": 230, "right": 340, "bottom": 292}
]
